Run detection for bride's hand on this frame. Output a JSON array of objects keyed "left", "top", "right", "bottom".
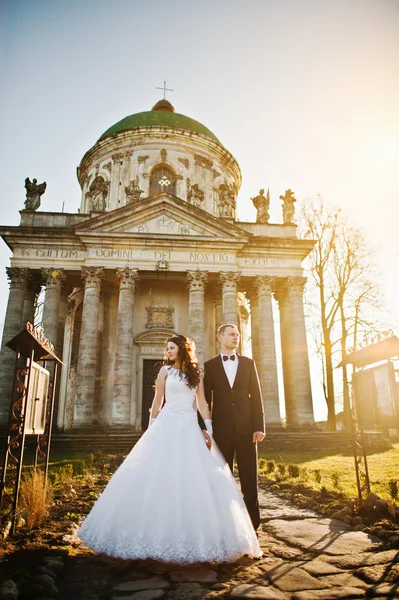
[{"left": 202, "top": 430, "right": 212, "bottom": 451}]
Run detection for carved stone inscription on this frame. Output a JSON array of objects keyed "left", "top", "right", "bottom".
[{"left": 145, "top": 306, "right": 174, "bottom": 329}]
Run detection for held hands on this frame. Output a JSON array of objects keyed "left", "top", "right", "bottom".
[
  {"left": 252, "top": 431, "right": 265, "bottom": 443},
  {"left": 202, "top": 419, "right": 213, "bottom": 451},
  {"left": 202, "top": 430, "right": 212, "bottom": 450}
]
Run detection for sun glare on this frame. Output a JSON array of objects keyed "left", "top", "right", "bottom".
[{"left": 377, "top": 139, "right": 398, "bottom": 164}]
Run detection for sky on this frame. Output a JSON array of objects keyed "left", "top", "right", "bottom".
[{"left": 0, "top": 0, "right": 398, "bottom": 421}]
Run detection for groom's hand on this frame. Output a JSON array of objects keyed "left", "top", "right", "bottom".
[
  {"left": 202, "top": 430, "right": 212, "bottom": 450},
  {"left": 253, "top": 431, "right": 265, "bottom": 443}
]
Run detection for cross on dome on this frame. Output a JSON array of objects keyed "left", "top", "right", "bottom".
[{"left": 156, "top": 81, "right": 173, "bottom": 100}]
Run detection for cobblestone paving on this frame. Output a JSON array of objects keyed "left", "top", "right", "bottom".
[{"left": 56, "top": 488, "right": 399, "bottom": 600}]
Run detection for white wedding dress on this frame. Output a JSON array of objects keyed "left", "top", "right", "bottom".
[{"left": 78, "top": 366, "right": 262, "bottom": 563}]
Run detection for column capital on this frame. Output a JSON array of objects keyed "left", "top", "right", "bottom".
[
  {"left": 254, "top": 275, "right": 277, "bottom": 295},
  {"left": 41, "top": 268, "right": 66, "bottom": 289},
  {"left": 116, "top": 267, "right": 139, "bottom": 290},
  {"left": 284, "top": 276, "right": 307, "bottom": 297},
  {"left": 186, "top": 270, "right": 208, "bottom": 292},
  {"left": 81, "top": 267, "right": 105, "bottom": 289},
  {"left": 219, "top": 271, "right": 241, "bottom": 290},
  {"left": 6, "top": 267, "right": 31, "bottom": 290}
]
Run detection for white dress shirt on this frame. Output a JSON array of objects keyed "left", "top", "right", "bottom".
[{"left": 221, "top": 352, "right": 239, "bottom": 388}]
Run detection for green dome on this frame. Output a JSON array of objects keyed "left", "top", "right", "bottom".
[{"left": 98, "top": 100, "right": 220, "bottom": 144}]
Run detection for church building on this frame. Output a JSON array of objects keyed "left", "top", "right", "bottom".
[{"left": 0, "top": 98, "right": 315, "bottom": 432}]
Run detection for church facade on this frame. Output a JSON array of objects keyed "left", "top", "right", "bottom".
[{"left": 0, "top": 99, "right": 315, "bottom": 432}]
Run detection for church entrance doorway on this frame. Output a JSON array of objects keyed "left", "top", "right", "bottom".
[{"left": 142, "top": 359, "right": 163, "bottom": 430}]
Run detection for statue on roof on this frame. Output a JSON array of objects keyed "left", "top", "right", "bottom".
[
  {"left": 85, "top": 175, "right": 109, "bottom": 212},
  {"left": 24, "top": 177, "right": 47, "bottom": 211},
  {"left": 217, "top": 183, "right": 236, "bottom": 218},
  {"left": 125, "top": 178, "right": 144, "bottom": 204},
  {"left": 251, "top": 188, "right": 270, "bottom": 224},
  {"left": 280, "top": 189, "right": 296, "bottom": 224}
]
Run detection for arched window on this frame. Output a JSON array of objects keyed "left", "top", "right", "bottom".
[{"left": 149, "top": 166, "right": 176, "bottom": 197}]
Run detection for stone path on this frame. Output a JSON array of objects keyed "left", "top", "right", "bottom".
[{"left": 54, "top": 488, "right": 399, "bottom": 600}]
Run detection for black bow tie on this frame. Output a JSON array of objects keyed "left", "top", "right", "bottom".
[{"left": 223, "top": 355, "right": 236, "bottom": 361}]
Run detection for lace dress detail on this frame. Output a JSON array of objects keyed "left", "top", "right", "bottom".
[{"left": 78, "top": 365, "right": 262, "bottom": 563}]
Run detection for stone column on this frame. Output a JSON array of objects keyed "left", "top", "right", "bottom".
[
  {"left": 284, "top": 277, "right": 314, "bottom": 425},
  {"left": 186, "top": 270, "right": 208, "bottom": 367},
  {"left": 219, "top": 272, "right": 241, "bottom": 326},
  {"left": 238, "top": 304, "right": 249, "bottom": 355},
  {"left": 41, "top": 268, "right": 66, "bottom": 354},
  {"left": 0, "top": 268, "right": 31, "bottom": 422},
  {"left": 248, "top": 290, "right": 260, "bottom": 368},
  {"left": 22, "top": 279, "right": 41, "bottom": 326},
  {"left": 275, "top": 283, "right": 298, "bottom": 428},
  {"left": 213, "top": 288, "right": 222, "bottom": 353},
  {"left": 112, "top": 268, "right": 139, "bottom": 425},
  {"left": 254, "top": 276, "right": 281, "bottom": 425},
  {"left": 75, "top": 267, "right": 105, "bottom": 426},
  {"left": 57, "top": 289, "right": 83, "bottom": 430}
]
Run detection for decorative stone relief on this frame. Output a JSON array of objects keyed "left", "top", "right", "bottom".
[
  {"left": 186, "top": 270, "right": 208, "bottom": 292},
  {"left": 280, "top": 189, "right": 297, "bottom": 224},
  {"left": 81, "top": 267, "right": 105, "bottom": 289},
  {"left": 116, "top": 267, "right": 139, "bottom": 290},
  {"left": 66, "top": 287, "right": 84, "bottom": 319},
  {"left": 194, "top": 153, "right": 213, "bottom": 170},
  {"left": 178, "top": 157, "right": 189, "bottom": 169},
  {"left": 216, "top": 183, "right": 236, "bottom": 218},
  {"left": 187, "top": 178, "right": 205, "bottom": 207},
  {"left": 160, "top": 149, "right": 167, "bottom": 162},
  {"left": 156, "top": 216, "right": 176, "bottom": 233},
  {"left": 24, "top": 178, "right": 47, "bottom": 211},
  {"left": 125, "top": 178, "right": 144, "bottom": 204},
  {"left": 145, "top": 306, "right": 174, "bottom": 329},
  {"left": 138, "top": 155, "right": 150, "bottom": 164},
  {"left": 251, "top": 189, "right": 270, "bottom": 224},
  {"left": 102, "top": 162, "right": 112, "bottom": 172},
  {"left": 212, "top": 169, "right": 220, "bottom": 180},
  {"left": 239, "top": 304, "right": 250, "bottom": 321},
  {"left": 179, "top": 225, "right": 191, "bottom": 235},
  {"left": 136, "top": 223, "right": 149, "bottom": 233},
  {"left": 85, "top": 176, "right": 109, "bottom": 212}
]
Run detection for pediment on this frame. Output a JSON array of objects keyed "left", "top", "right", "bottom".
[{"left": 74, "top": 194, "right": 251, "bottom": 240}]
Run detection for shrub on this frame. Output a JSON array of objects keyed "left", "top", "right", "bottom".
[
  {"left": 19, "top": 469, "right": 53, "bottom": 529},
  {"left": 72, "top": 459, "right": 87, "bottom": 476},
  {"left": 258, "top": 458, "right": 267, "bottom": 473},
  {"left": 313, "top": 469, "right": 322, "bottom": 484},
  {"left": 388, "top": 479, "right": 398, "bottom": 501},
  {"left": 287, "top": 464, "right": 300, "bottom": 479},
  {"left": 299, "top": 468, "right": 309, "bottom": 485},
  {"left": 266, "top": 460, "right": 276, "bottom": 474},
  {"left": 331, "top": 471, "right": 341, "bottom": 490},
  {"left": 276, "top": 463, "right": 286, "bottom": 478}
]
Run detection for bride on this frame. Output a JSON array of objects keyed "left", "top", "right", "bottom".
[{"left": 78, "top": 334, "right": 262, "bottom": 563}]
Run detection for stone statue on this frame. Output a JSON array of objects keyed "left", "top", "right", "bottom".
[
  {"left": 187, "top": 182, "right": 205, "bottom": 207},
  {"left": 280, "top": 189, "right": 296, "bottom": 224},
  {"left": 251, "top": 188, "right": 270, "bottom": 224},
  {"left": 217, "top": 183, "right": 236, "bottom": 218},
  {"left": 125, "top": 178, "right": 143, "bottom": 204},
  {"left": 24, "top": 177, "right": 47, "bottom": 211},
  {"left": 85, "top": 176, "right": 109, "bottom": 212}
]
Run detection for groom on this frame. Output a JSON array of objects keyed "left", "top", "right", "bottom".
[{"left": 199, "top": 324, "right": 265, "bottom": 530}]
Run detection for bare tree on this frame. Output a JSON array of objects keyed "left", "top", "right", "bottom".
[{"left": 300, "top": 197, "right": 391, "bottom": 431}]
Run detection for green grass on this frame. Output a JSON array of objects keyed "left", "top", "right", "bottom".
[{"left": 258, "top": 443, "right": 399, "bottom": 502}]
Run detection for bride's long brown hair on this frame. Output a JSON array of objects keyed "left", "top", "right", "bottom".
[{"left": 165, "top": 334, "right": 201, "bottom": 389}]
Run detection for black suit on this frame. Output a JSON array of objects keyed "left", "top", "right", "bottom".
[{"left": 199, "top": 354, "right": 265, "bottom": 529}]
